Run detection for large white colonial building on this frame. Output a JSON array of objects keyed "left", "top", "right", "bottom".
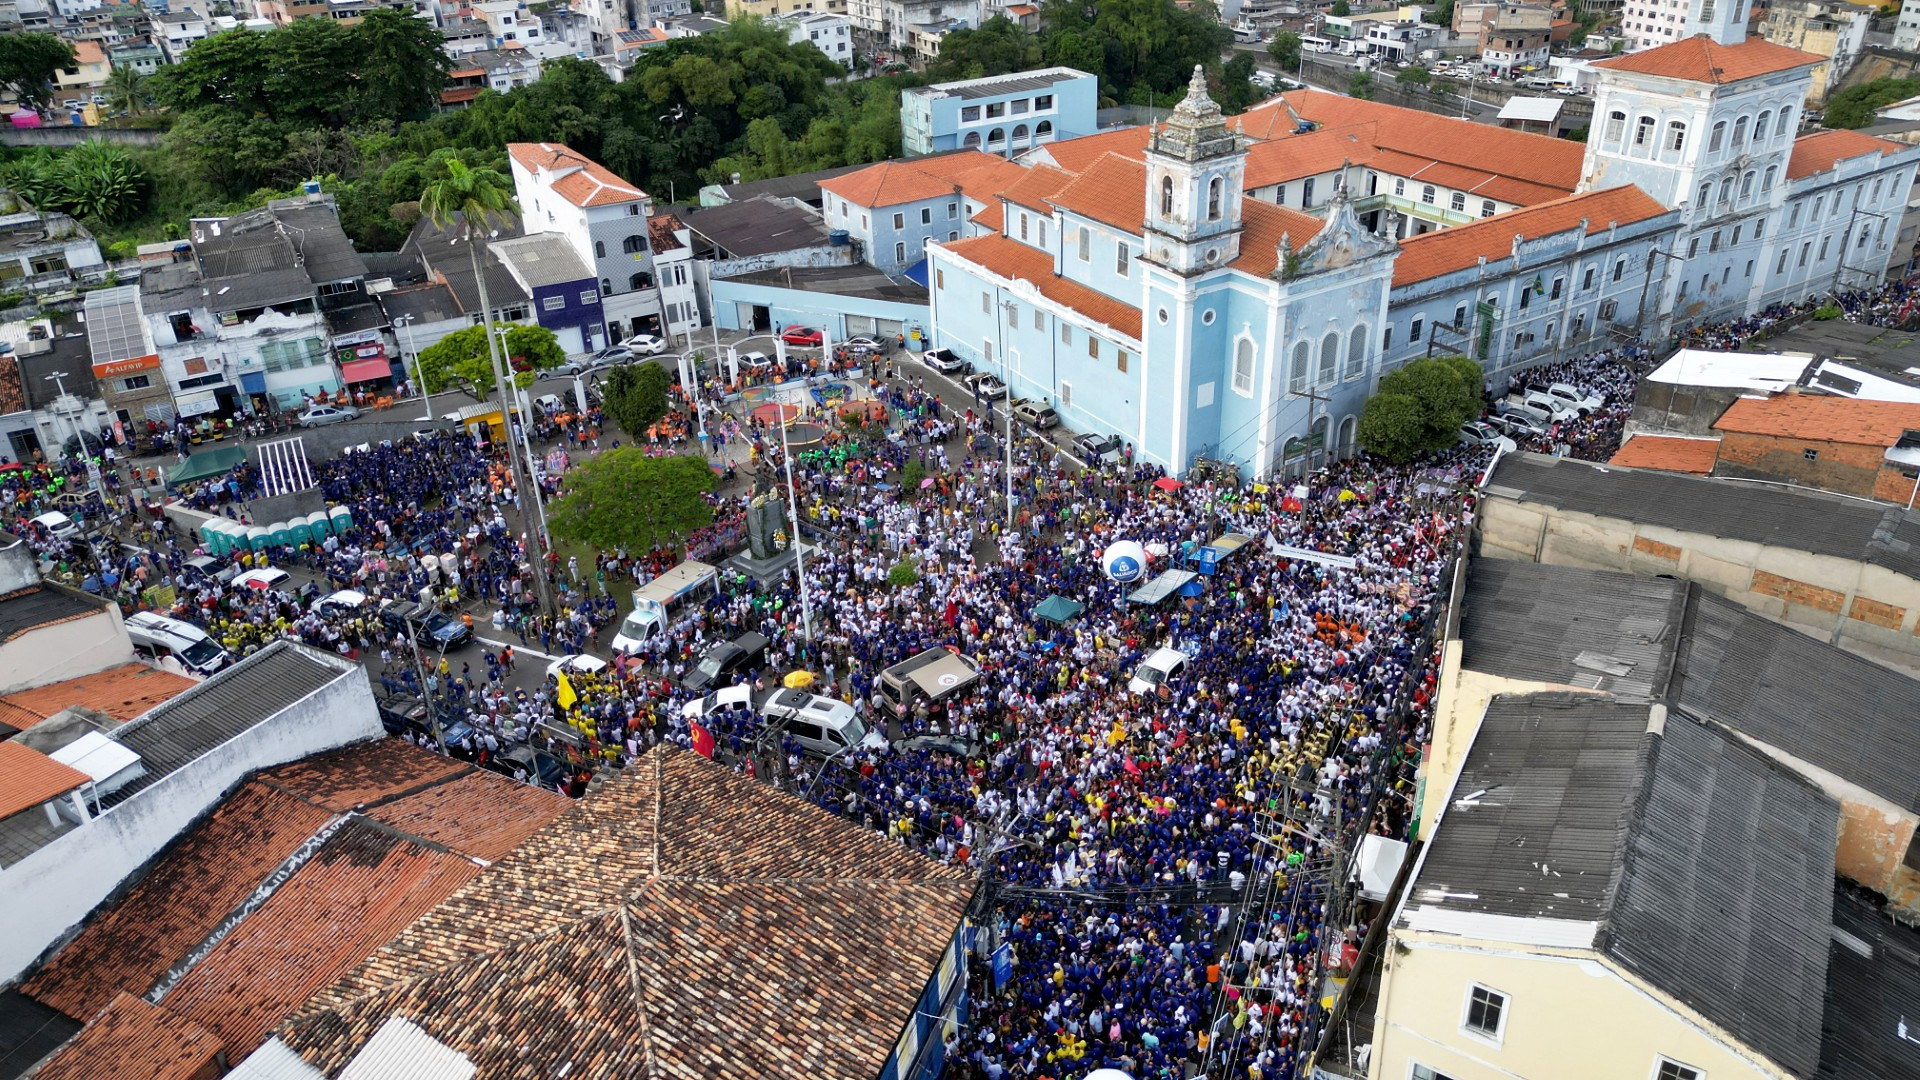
[{"left": 916, "top": 28, "right": 1917, "bottom": 480}]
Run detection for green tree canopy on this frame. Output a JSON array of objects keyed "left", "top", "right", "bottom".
[
  {"left": 0, "top": 33, "right": 76, "bottom": 112},
  {"left": 547, "top": 450, "right": 716, "bottom": 555},
  {"left": 1823, "top": 77, "right": 1920, "bottom": 129},
  {"left": 1357, "top": 354, "right": 1483, "bottom": 461},
  {"left": 1396, "top": 65, "right": 1431, "bottom": 87},
  {"left": 930, "top": 15, "right": 1043, "bottom": 80},
  {"left": 417, "top": 323, "right": 561, "bottom": 398},
  {"left": 1268, "top": 31, "right": 1301, "bottom": 71},
  {"left": 1212, "top": 54, "right": 1265, "bottom": 113},
  {"left": 1348, "top": 71, "right": 1375, "bottom": 100},
  {"left": 602, "top": 362, "right": 674, "bottom": 441}
]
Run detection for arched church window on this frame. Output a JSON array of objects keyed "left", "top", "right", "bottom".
[
  {"left": 1709, "top": 120, "right": 1727, "bottom": 153},
  {"left": 1161, "top": 176, "right": 1174, "bottom": 216},
  {"left": 1775, "top": 109, "right": 1792, "bottom": 137},
  {"left": 1289, "top": 342, "right": 1309, "bottom": 394},
  {"left": 1633, "top": 116, "right": 1654, "bottom": 151},
  {"left": 1718, "top": 176, "right": 1734, "bottom": 204},
  {"left": 1665, "top": 121, "right": 1686, "bottom": 153},
  {"left": 1207, "top": 177, "right": 1224, "bottom": 221},
  {"left": 1346, "top": 324, "right": 1368, "bottom": 380},
  {"left": 1740, "top": 170, "right": 1755, "bottom": 200},
  {"left": 1317, "top": 332, "right": 1339, "bottom": 384},
  {"left": 1696, "top": 182, "right": 1712, "bottom": 207},
  {"left": 1732, "top": 116, "right": 1749, "bottom": 147},
  {"left": 1755, "top": 111, "right": 1772, "bottom": 144},
  {"left": 1762, "top": 165, "right": 1778, "bottom": 191},
  {"left": 1604, "top": 111, "right": 1626, "bottom": 147},
  {"left": 1232, "top": 338, "right": 1255, "bottom": 396}
]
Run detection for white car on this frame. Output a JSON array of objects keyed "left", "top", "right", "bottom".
[
  {"left": 1545, "top": 382, "right": 1604, "bottom": 416},
  {"left": 545, "top": 653, "right": 609, "bottom": 680},
  {"left": 316, "top": 589, "right": 368, "bottom": 614},
  {"left": 620, "top": 333, "right": 667, "bottom": 355},
  {"left": 297, "top": 404, "right": 360, "bottom": 427},
  {"left": 966, "top": 372, "right": 1009, "bottom": 399},
  {"left": 28, "top": 511, "right": 78, "bottom": 540},
  {"left": 1459, "top": 421, "right": 1518, "bottom": 453},
  {"left": 1128, "top": 647, "right": 1190, "bottom": 695},
  {"left": 234, "top": 567, "right": 291, "bottom": 592},
  {"left": 843, "top": 336, "right": 885, "bottom": 351}
]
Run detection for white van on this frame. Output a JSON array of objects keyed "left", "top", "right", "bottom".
[
  {"left": 760, "top": 689, "right": 871, "bottom": 757},
  {"left": 611, "top": 560, "right": 720, "bottom": 653},
  {"left": 126, "top": 611, "right": 233, "bottom": 678},
  {"left": 1129, "top": 646, "right": 1191, "bottom": 695}
]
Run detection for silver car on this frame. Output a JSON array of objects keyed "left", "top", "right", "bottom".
[{"left": 298, "top": 404, "right": 360, "bottom": 427}]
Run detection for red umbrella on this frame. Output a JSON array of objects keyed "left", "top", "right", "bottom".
[{"left": 1152, "top": 477, "right": 1183, "bottom": 491}]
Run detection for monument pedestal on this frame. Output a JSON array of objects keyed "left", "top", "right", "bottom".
[{"left": 724, "top": 541, "right": 814, "bottom": 585}]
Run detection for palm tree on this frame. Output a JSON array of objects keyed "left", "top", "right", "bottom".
[
  {"left": 419, "top": 159, "right": 555, "bottom": 611},
  {"left": 104, "top": 65, "right": 149, "bottom": 116}
]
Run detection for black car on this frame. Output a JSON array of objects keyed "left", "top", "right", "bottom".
[
  {"left": 683, "top": 631, "right": 770, "bottom": 693},
  {"left": 376, "top": 693, "right": 433, "bottom": 738},
  {"left": 377, "top": 600, "right": 473, "bottom": 651}
]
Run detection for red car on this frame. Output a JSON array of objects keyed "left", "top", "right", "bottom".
[{"left": 780, "top": 326, "right": 825, "bottom": 347}]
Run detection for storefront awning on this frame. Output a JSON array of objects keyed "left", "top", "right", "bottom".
[{"left": 341, "top": 358, "right": 393, "bottom": 384}]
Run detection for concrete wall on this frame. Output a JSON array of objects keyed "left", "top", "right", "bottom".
[
  {"left": 0, "top": 127, "right": 165, "bottom": 148},
  {"left": 0, "top": 648, "right": 380, "bottom": 983},
  {"left": 1475, "top": 494, "right": 1920, "bottom": 662},
  {"left": 0, "top": 605, "right": 133, "bottom": 695},
  {"left": 1371, "top": 931, "right": 1799, "bottom": 1080},
  {"left": 707, "top": 244, "right": 857, "bottom": 280}
]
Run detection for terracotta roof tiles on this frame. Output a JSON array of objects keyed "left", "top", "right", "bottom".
[
  {"left": 159, "top": 817, "right": 484, "bottom": 1058},
  {"left": 1591, "top": 33, "right": 1823, "bottom": 84},
  {"left": 277, "top": 747, "right": 974, "bottom": 1080},
  {"left": 506, "top": 142, "right": 646, "bottom": 208},
  {"left": 939, "top": 233, "right": 1144, "bottom": 341},
  {"left": 21, "top": 781, "right": 337, "bottom": 1021},
  {"left": 33, "top": 993, "right": 221, "bottom": 1080},
  {"left": 0, "top": 740, "right": 89, "bottom": 819},
  {"left": 1712, "top": 394, "right": 1920, "bottom": 446},
  {"left": 258, "top": 737, "right": 468, "bottom": 811},
  {"left": 1608, "top": 434, "right": 1722, "bottom": 474},
  {"left": 1047, "top": 152, "right": 1147, "bottom": 233},
  {"left": 1245, "top": 123, "right": 1377, "bottom": 188},
  {"left": 1000, "top": 163, "right": 1075, "bottom": 213},
  {"left": 819, "top": 159, "right": 962, "bottom": 209},
  {"left": 1391, "top": 185, "right": 1670, "bottom": 288},
  {"left": 363, "top": 767, "right": 572, "bottom": 862},
  {"left": 0, "top": 663, "right": 196, "bottom": 730},
  {"left": 1786, "top": 129, "right": 1910, "bottom": 180},
  {"left": 1037, "top": 125, "right": 1151, "bottom": 173},
  {"left": 1233, "top": 199, "right": 1329, "bottom": 278}
]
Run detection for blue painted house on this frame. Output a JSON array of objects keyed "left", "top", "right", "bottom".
[
  {"left": 900, "top": 67, "right": 1100, "bottom": 157},
  {"left": 492, "top": 233, "right": 607, "bottom": 355}
]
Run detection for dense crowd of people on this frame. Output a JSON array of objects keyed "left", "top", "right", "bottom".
[{"left": 9, "top": 271, "right": 1919, "bottom": 1079}]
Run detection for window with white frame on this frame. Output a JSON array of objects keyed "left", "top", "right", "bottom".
[
  {"left": 1289, "top": 341, "right": 1309, "bottom": 393},
  {"left": 1346, "top": 324, "right": 1367, "bottom": 380},
  {"left": 1060, "top": 381, "right": 1072, "bottom": 408},
  {"left": 1116, "top": 242, "right": 1129, "bottom": 276},
  {"left": 1654, "top": 1058, "right": 1703, "bottom": 1080},
  {"left": 1317, "top": 332, "right": 1338, "bottom": 384},
  {"left": 1411, "top": 1066, "right": 1462, "bottom": 1080},
  {"left": 1450, "top": 191, "right": 1465, "bottom": 212},
  {"left": 895, "top": 242, "right": 906, "bottom": 263},
  {"left": 892, "top": 212, "right": 904, "bottom": 229},
  {"left": 1232, "top": 337, "right": 1254, "bottom": 396},
  {"left": 1462, "top": 984, "right": 1506, "bottom": 1043},
  {"left": 542, "top": 296, "right": 564, "bottom": 311},
  {"left": 1077, "top": 227, "right": 1091, "bottom": 261}
]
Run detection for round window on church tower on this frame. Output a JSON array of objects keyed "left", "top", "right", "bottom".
[
  {"left": 1206, "top": 248, "right": 1220, "bottom": 264},
  {"left": 1201, "top": 309, "right": 1217, "bottom": 325},
  {"left": 1157, "top": 307, "right": 1170, "bottom": 325}
]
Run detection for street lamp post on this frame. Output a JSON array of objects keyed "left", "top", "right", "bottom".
[
  {"left": 777, "top": 412, "right": 815, "bottom": 642},
  {"left": 394, "top": 314, "right": 431, "bottom": 422}
]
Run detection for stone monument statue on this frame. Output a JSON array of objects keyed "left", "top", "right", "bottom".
[{"left": 745, "top": 491, "right": 791, "bottom": 560}]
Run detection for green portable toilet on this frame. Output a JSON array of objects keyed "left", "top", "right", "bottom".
[
  {"left": 329, "top": 505, "right": 353, "bottom": 534},
  {"left": 267, "top": 520, "right": 292, "bottom": 548},
  {"left": 246, "top": 525, "right": 269, "bottom": 552},
  {"left": 288, "top": 516, "right": 312, "bottom": 547},
  {"left": 306, "top": 510, "right": 332, "bottom": 539}
]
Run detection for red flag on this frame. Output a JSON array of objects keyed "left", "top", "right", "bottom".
[
  {"left": 690, "top": 722, "right": 716, "bottom": 759},
  {"left": 1123, "top": 757, "right": 1142, "bottom": 777},
  {"left": 944, "top": 599, "right": 958, "bottom": 626}
]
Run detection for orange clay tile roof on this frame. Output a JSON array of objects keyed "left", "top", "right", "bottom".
[
  {"left": 34, "top": 993, "right": 221, "bottom": 1080},
  {"left": 362, "top": 767, "right": 573, "bottom": 862},
  {"left": 0, "top": 740, "right": 88, "bottom": 819},
  {"left": 258, "top": 738, "right": 468, "bottom": 811},
  {"left": 940, "top": 232, "right": 1144, "bottom": 340},
  {"left": 21, "top": 781, "right": 337, "bottom": 1021},
  {"left": 1235, "top": 90, "right": 1584, "bottom": 194},
  {"left": 0, "top": 663, "right": 196, "bottom": 731},
  {"left": 1000, "top": 163, "right": 1075, "bottom": 213},
  {"left": 1786, "top": 129, "right": 1910, "bottom": 180},
  {"left": 1711, "top": 394, "right": 1920, "bottom": 446},
  {"left": 947, "top": 155, "right": 1030, "bottom": 205},
  {"left": 1590, "top": 33, "right": 1823, "bottom": 84},
  {"left": 1391, "top": 185, "right": 1670, "bottom": 288},
  {"left": 1047, "top": 152, "right": 1146, "bottom": 233},
  {"left": 1245, "top": 123, "right": 1377, "bottom": 187},
  {"left": 277, "top": 746, "right": 975, "bottom": 1080},
  {"left": 1608, "top": 434, "right": 1721, "bottom": 474},
  {"left": 506, "top": 142, "right": 646, "bottom": 208},
  {"left": 439, "top": 87, "right": 482, "bottom": 105},
  {"left": 972, "top": 200, "right": 1006, "bottom": 231},
  {"left": 1232, "top": 199, "right": 1328, "bottom": 277},
  {"left": 1038, "top": 125, "right": 1152, "bottom": 173},
  {"left": 159, "top": 817, "right": 484, "bottom": 1058},
  {"left": 819, "top": 160, "right": 963, "bottom": 209},
  {"left": 649, "top": 212, "right": 687, "bottom": 254}
]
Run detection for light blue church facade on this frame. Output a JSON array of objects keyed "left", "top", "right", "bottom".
[{"left": 927, "top": 68, "right": 1396, "bottom": 480}]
